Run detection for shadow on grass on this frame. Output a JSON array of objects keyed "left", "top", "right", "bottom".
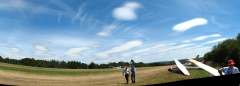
[
  {"left": 168, "top": 71, "right": 185, "bottom": 76},
  {"left": 117, "top": 82, "right": 137, "bottom": 86},
  {"left": 117, "top": 82, "right": 136, "bottom": 84},
  {"left": 117, "top": 82, "right": 127, "bottom": 84},
  {"left": 144, "top": 73, "right": 240, "bottom": 86},
  {"left": 0, "top": 84, "right": 17, "bottom": 86}
]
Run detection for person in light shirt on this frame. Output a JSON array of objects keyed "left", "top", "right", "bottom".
[
  {"left": 122, "top": 66, "right": 130, "bottom": 83},
  {"left": 218, "top": 59, "right": 239, "bottom": 76}
]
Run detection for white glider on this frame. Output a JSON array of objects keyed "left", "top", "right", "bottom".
[
  {"left": 173, "top": 59, "right": 190, "bottom": 76},
  {"left": 188, "top": 58, "right": 224, "bottom": 76}
]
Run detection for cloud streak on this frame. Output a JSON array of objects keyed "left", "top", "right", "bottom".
[
  {"left": 173, "top": 18, "right": 208, "bottom": 32},
  {"left": 34, "top": 45, "right": 49, "bottom": 52},
  {"left": 7, "top": 46, "right": 22, "bottom": 53},
  {"left": 95, "top": 40, "right": 143, "bottom": 58},
  {"left": 97, "top": 25, "right": 117, "bottom": 37},
  {"left": 121, "top": 43, "right": 176, "bottom": 57},
  {"left": 194, "top": 34, "right": 220, "bottom": 41},
  {"left": 64, "top": 47, "right": 91, "bottom": 57},
  {"left": 203, "top": 38, "right": 228, "bottom": 44},
  {"left": 183, "top": 34, "right": 221, "bottom": 43}
]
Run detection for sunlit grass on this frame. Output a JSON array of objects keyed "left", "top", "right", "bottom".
[
  {"left": 139, "top": 69, "right": 214, "bottom": 85},
  {"left": 0, "top": 62, "right": 122, "bottom": 76},
  {"left": 0, "top": 62, "right": 216, "bottom": 85}
]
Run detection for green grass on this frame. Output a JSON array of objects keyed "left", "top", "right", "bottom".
[
  {"left": 0, "top": 62, "right": 219, "bottom": 85},
  {"left": 140, "top": 68, "right": 214, "bottom": 85},
  {"left": 0, "top": 62, "right": 122, "bottom": 76}
]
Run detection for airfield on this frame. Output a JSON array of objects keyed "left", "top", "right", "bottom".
[{"left": 0, "top": 62, "right": 215, "bottom": 86}]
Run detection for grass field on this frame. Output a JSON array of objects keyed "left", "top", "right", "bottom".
[
  {"left": 0, "top": 62, "right": 120, "bottom": 76},
  {"left": 0, "top": 62, "right": 215, "bottom": 86}
]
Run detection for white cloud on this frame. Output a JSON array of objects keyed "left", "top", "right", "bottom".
[
  {"left": 155, "top": 43, "right": 195, "bottom": 53},
  {"left": 33, "top": 51, "right": 54, "bottom": 60},
  {"left": 34, "top": 42, "right": 49, "bottom": 53},
  {"left": 111, "top": 40, "right": 142, "bottom": 52},
  {"left": 203, "top": 38, "right": 228, "bottom": 44},
  {"left": 113, "top": 8, "right": 135, "bottom": 20},
  {"left": 182, "top": 40, "right": 191, "bottom": 43},
  {"left": 34, "top": 45, "right": 48, "bottom": 52},
  {"left": 91, "top": 44, "right": 100, "bottom": 48},
  {"left": 48, "top": 36, "right": 96, "bottom": 47},
  {"left": 194, "top": 34, "right": 220, "bottom": 41},
  {"left": 166, "top": 46, "right": 211, "bottom": 59},
  {"left": 174, "top": 43, "right": 195, "bottom": 49},
  {"left": 121, "top": 43, "right": 176, "bottom": 57},
  {"left": 32, "top": 43, "right": 54, "bottom": 60},
  {"left": 3, "top": 44, "right": 22, "bottom": 54},
  {"left": 138, "top": 43, "right": 204, "bottom": 62},
  {"left": 95, "top": 40, "right": 143, "bottom": 58},
  {"left": 211, "top": 34, "right": 221, "bottom": 37},
  {"left": 112, "top": 2, "right": 141, "bottom": 21},
  {"left": 182, "top": 34, "right": 221, "bottom": 43},
  {"left": 180, "top": 45, "right": 203, "bottom": 51},
  {"left": 9, "top": 47, "right": 21, "bottom": 53},
  {"left": 10, "top": 0, "right": 27, "bottom": 8},
  {"left": 64, "top": 47, "right": 90, "bottom": 57},
  {"left": 122, "top": 53, "right": 131, "bottom": 57},
  {"left": 97, "top": 25, "right": 117, "bottom": 36},
  {"left": 172, "top": 18, "right": 208, "bottom": 32},
  {"left": 94, "top": 52, "right": 110, "bottom": 58}
]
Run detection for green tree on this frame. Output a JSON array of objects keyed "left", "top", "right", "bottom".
[
  {"left": 0, "top": 56, "right": 3, "bottom": 62},
  {"left": 130, "top": 59, "right": 135, "bottom": 65},
  {"left": 203, "top": 33, "right": 240, "bottom": 68},
  {"left": 236, "top": 33, "right": 240, "bottom": 41},
  {"left": 89, "top": 61, "right": 96, "bottom": 69}
]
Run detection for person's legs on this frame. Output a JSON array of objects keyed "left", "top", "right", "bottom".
[
  {"left": 132, "top": 73, "right": 135, "bottom": 83},
  {"left": 125, "top": 74, "right": 129, "bottom": 83},
  {"left": 133, "top": 76, "right": 135, "bottom": 83},
  {"left": 131, "top": 74, "right": 135, "bottom": 83},
  {"left": 127, "top": 74, "right": 129, "bottom": 83},
  {"left": 125, "top": 74, "right": 127, "bottom": 83}
]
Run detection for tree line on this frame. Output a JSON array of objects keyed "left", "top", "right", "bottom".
[
  {"left": 0, "top": 56, "right": 165, "bottom": 69},
  {"left": 204, "top": 33, "right": 240, "bottom": 69}
]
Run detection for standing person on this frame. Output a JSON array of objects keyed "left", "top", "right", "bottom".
[
  {"left": 130, "top": 65, "right": 136, "bottom": 83},
  {"left": 218, "top": 59, "right": 240, "bottom": 76},
  {"left": 122, "top": 66, "right": 130, "bottom": 83}
]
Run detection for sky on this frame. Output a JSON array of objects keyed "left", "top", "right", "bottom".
[{"left": 1, "top": 0, "right": 240, "bottom": 64}]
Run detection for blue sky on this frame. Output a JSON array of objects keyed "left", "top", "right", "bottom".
[{"left": 1, "top": 0, "right": 240, "bottom": 64}]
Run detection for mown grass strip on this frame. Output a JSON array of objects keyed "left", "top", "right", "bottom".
[{"left": 0, "top": 62, "right": 122, "bottom": 76}]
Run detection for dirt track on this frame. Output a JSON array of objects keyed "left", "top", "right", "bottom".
[{"left": 0, "top": 65, "right": 173, "bottom": 86}]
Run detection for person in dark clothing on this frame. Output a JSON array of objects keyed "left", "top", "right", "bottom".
[
  {"left": 130, "top": 65, "right": 136, "bottom": 83},
  {"left": 122, "top": 66, "right": 130, "bottom": 83}
]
